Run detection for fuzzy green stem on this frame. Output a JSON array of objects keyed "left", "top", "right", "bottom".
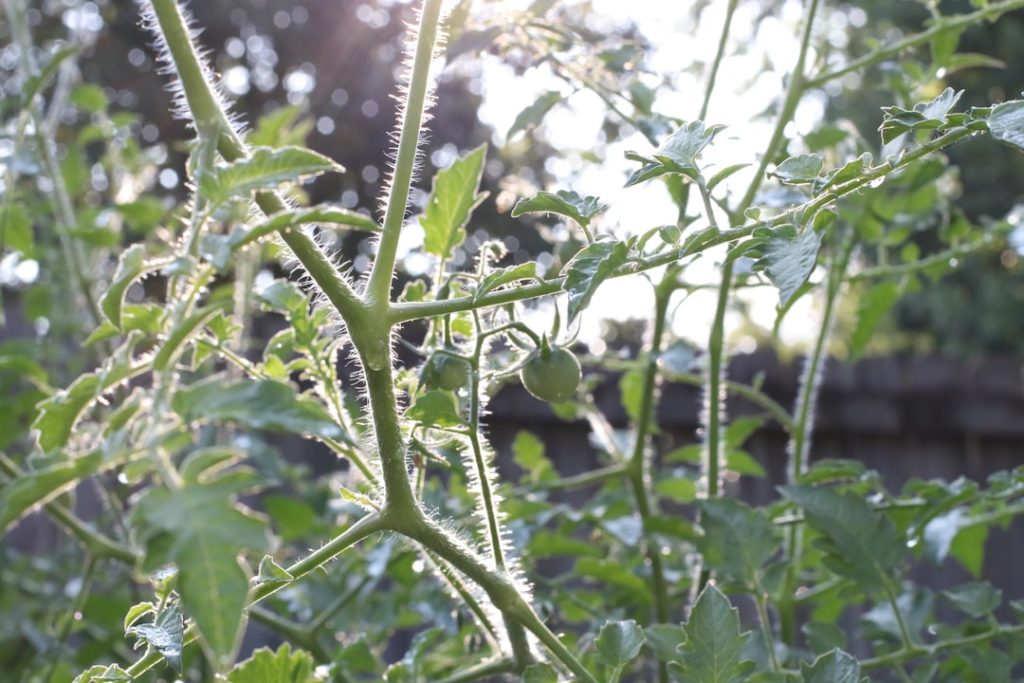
[
  {"left": 625, "top": 273, "right": 675, "bottom": 683},
  {"left": 366, "top": 0, "right": 445, "bottom": 306},
  {"left": 146, "top": 0, "right": 363, "bottom": 324},
  {"left": 778, "top": 240, "right": 850, "bottom": 644},
  {"left": 408, "top": 518, "right": 597, "bottom": 682}
]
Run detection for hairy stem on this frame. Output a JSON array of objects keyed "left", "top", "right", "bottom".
[
  {"left": 625, "top": 273, "right": 675, "bottom": 683},
  {"left": 366, "top": 0, "right": 446, "bottom": 306}
]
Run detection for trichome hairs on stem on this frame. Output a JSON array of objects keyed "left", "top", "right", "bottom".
[
  {"left": 374, "top": 1, "right": 450, "bottom": 222},
  {"left": 136, "top": 0, "right": 242, "bottom": 136},
  {"left": 698, "top": 350, "right": 725, "bottom": 497}
]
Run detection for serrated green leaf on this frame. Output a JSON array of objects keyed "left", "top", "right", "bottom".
[
  {"left": 511, "top": 190, "right": 608, "bottom": 228},
  {"left": 507, "top": 91, "right": 563, "bottom": 139},
  {"left": 749, "top": 225, "right": 822, "bottom": 307},
  {"left": 625, "top": 120, "right": 724, "bottom": 187},
  {"left": 132, "top": 481, "right": 269, "bottom": 671},
  {"left": 421, "top": 144, "right": 488, "bottom": 260},
  {"left": 941, "top": 581, "right": 1002, "bottom": 618},
  {"left": 697, "top": 498, "right": 778, "bottom": 588},
  {"left": 227, "top": 644, "right": 317, "bottom": 683},
  {"left": 33, "top": 345, "right": 144, "bottom": 451},
  {"left": 201, "top": 146, "right": 344, "bottom": 205},
  {"left": 172, "top": 375, "right": 345, "bottom": 440},
  {"left": 770, "top": 154, "right": 824, "bottom": 185},
  {"left": 670, "top": 585, "right": 752, "bottom": 683},
  {"left": 879, "top": 88, "right": 962, "bottom": 144},
  {"left": 988, "top": 99, "right": 1024, "bottom": 152},
  {"left": 779, "top": 485, "right": 904, "bottom": 591},
  {"left": 475, "top": 262, "right": 537, "bottom": 301},
  {"left": 596, "top": 619, "right": 646, "bottom": 680},
  {"left": 561, "top": 239, "right": 630, "bottom": 322},
  {"left": 850, "top": 281, "right": 902, "bottom": 359},
  {"left": 405, "top": 390, "right": 465, "bottom": 428},
  {"left": 800, "top": 648, "right": 861, "bottom": 683},
  {"left": 0, "top": 203, "right": 33, "bottom": 254},
  {"left": 126, "top": 602, "right": 184, "bottom": 672},
  {"left": 72, "top": 664, "right": 132, "bottom": 683}
]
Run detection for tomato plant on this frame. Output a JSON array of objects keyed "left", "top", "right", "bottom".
[{"left": 4, "top": 0, "right": 1024, "bottom": 681}]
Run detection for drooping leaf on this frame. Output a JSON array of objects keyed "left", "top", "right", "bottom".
[
  {"left": 749, "top": 224, "right": 823, "bottom": 306},
  {"left": 697, "top": 498, "right": 778, "bottom": 589},
  {"left": 670, "top": 585, "right": 752, "bottom": 683},
  {"left": 420, "top": 144, "right": 489, "bottom": 260},
  {"left": 405, "top": 390, "right": 465, "bottom": 428},
  {"left": 850, "top": 281, "right": 903, "bottom": 359},
  {"left": 507, "top": 91, "right": 563, "bottom": 139},
  {"left": 33, "top": 345, "right": 145, "bottom": 451},
  {"left": 987, "top": 99, "right": 1024, "bottom": 153},
  {"left": 625, "top": 120, "right": 725, "bottom": 187},
  {"left": 172, "top": 375, "right": 345, "bottom": 440},
  {"left": 0, "top": 450, "right": 105, "bottom": 532},
  {"left": 126, "top": 602, "right": 185, "bottom": 672},
  {"left": 200, "top": 146, "right": 345, "bottom": 205},
  {"left": 770, "top": 154, "right": 824, "bottom": 185},
  {"left": 780, "top": 485, "right": 904, "bottom": 591},
  {"left": 226, "top": 644, "right": 316, "bottom": 683},
  {"left": 595, "top": 620, "right": 646, "bottom": 681},
  {"left": 511, "top": 190, "right": 608, "bottom": 228},
  {"left": 799, "top": 648, "right": 861, "bottom": 683},
  {"left": 475, "top": 262, "right": 538, "bottom": 301},
  {"left": 101, "top": 244, "right": 170, "bottom": 329},
  {"left": 941, "top": 581, "right": 1002, "bottom": 618},
  {"left": 561, "top": 239, "right": 630, "bottom": 322},
  {"left": 152, "top": 303, "right": 228, "bottom": 371},
  {"left": 132, "top": 480, "right": 269, "bottom": 671}
]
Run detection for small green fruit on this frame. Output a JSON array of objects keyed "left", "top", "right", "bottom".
[
  {"left": 519, "top": 346, "right": 581, "bottom": 403},
  {"left": 422, "top": 351, "right": 472, "bottom": 391}
]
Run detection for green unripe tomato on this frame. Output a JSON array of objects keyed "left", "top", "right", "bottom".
[
  {"left": 422, "top": 351, "right": 472, "bottom": 391},
  {"left": 519, "top": 346, "right": 581, "bottom": 403}
]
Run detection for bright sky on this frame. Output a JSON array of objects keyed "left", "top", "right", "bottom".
[{"left": 452, "top": 0, "right": 854, "bottom": 352}]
